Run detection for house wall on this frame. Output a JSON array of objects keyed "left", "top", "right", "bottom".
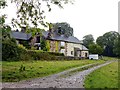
[
  {"left": 66, "top": 43, "right": 83, "bottom": 57},
  {"left": 81, "top": 51, "right": 89, "bottom": 58},
  {"left": 66, "top": 43, "right": 74, "bottom": 57},
  {"left": 48, "top": 40, "right": 60, "bottom": 53}
]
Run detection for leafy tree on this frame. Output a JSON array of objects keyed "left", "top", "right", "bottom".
[
  {"left": 96, "top": 31, "right": 119, "bottom": 57},
  {"left": 89, "top": 44, "right": 103, "bottom": 55},
  {"left": 40, "top": 38, "right": 47, "bottom": 51},
  {"left": 53, "top": 22, "right": 73, "bottom": 37},
  {"left": 113, "top": 34, "right": 120, "bottom": 57},
  {"left": 82, "top": 34, "right": 94, "bottom": 48},
  {"left": 1, "top": 0, "right": 74, "bottom": 29},
  {"left": 96, "top": 36, "right": 105, "bottom": 48}
]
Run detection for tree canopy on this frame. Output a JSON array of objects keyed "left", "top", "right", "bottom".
[
  {"left": 88, "top": 43, "right": 103, "bottom": 55},
  {"left": 96, "top": 31, "right": 119, "bottom": 57},
  {"left": 0, "top": 0, "right": 74, "bottom": 29},
  {"left": 53, "top": 22, "right": 73, "bottom": 37},
  {"left": 82, "top": 34, "right": 94, "bottom": 48},
  {"left": 113, "top": 34, "right": 120, "bottom": 57}
]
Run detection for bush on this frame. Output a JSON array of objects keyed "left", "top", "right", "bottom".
[
  {"left": 27, "top": 50, "right": 54, "bottom": 60},
  {"left": 2, "top": 39, "right": 31, "bottom": 61},
  {"left": 2, "top": 41, "right": 25, "bottom": 61},
  {"left": 48, "top": 52, "right": 64, "bottom": 56}
]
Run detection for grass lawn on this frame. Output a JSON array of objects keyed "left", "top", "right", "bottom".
[
  {"left": 84, "top": 61, "right": 118, "bottom": 88},
  {"left": 2, "top": 60, "right": 105, "bottom": 82}
]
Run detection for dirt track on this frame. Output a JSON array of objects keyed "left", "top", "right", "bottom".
[{"left": 2, "top": 61, "right": 114, "bottom": 88}]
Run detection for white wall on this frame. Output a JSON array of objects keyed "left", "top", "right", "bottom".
[
  {"left": 66, "top": 43, "right": 74, "bottom": 57},
  {"left": 81, "top": 51, "right": 89, "bottom": 57},
  {"left": 66, "top": 43, "right": 82, "bottom": 57}
]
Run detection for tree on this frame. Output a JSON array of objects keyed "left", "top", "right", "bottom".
[
  {"left": 0, "top": 0, "right": 74, "bottom": 29},
  {"left": 96, "top": 31, "right": 119, "bottom": 57},
  {"left": 53, "top": 22, "right": 73, "bottom": 37},
  {"left": 89, "top": 44, "right": 103, "bottom": 55},
  {"left": 40, "top": 39, "right": 47, "bottom": 51},
  {"left": 82, "top": 34, "right": 94, "bottom": 48},
  {"left": 96, "top": 36, "right": 104, "bottom": 48},
  {"left": 113, "top": 34, "right": 120, "bottom": 57}
]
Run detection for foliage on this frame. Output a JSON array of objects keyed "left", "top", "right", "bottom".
[
  {"left": 48, "top": 52, "right": 64, "bottom": 56},
  {"left": 18, "top": 44, "right": 27, "bottom": 50},
  {"left": 82, "top": 34, "right": 94, "bottom": 48},
  {"left": 40, "top": 38, "right": 48, "bottom": 51},
  {"left": 96, "top": 36, "right": 104, "bottom": 48},
  {"left": 0, "top": 0, "right": 7, "bottom": 9},
  {"left": 46, "top": 40, "right": 50, "bottom": 51},
  {"left": 1, "top": 15, "right": 12, "bottom": 41},
  {"left": 8, "top": 0, "right": 74, "bottom": 29},
  {"left": 53, "top": 22, "right": 73, "bottom": 37},
  {"left": 113, "top": 34, "right": 120, "bottom": 57},
  {"left": 84, "top": 62, "right": 118, "bottom": 88},
  {"left": 88, "top": 44, "right": 103, "bottom": 55},
  {"left": 2, "top": 60, "right": 102, "bottom": 82},
  {"left": 96, "top": 31, "right": 119, "bottom": 57},
  {"left": 2, "top": 39, "right": 27, "bottom": 61},
  {"left": 19, "top": 41, "right": 31, "bottom": 49}
]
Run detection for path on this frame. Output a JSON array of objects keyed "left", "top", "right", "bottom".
[{"left": 2, "top": 60, "right": 115, "bottom": 88}]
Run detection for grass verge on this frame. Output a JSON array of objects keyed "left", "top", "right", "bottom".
[
  {"left": 84, "top": 61, "right": 118, "bottom": 88},
  {"left": 60, "top": 61, "right": 105, "bottom": 78},
  {"left": 2, "top": 60, "right": 104, "bottom": 82}
]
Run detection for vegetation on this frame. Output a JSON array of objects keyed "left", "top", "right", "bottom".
[
  {"left": 88, "top": 43, "right": 103, "bottom": 55},
  {"left": 0, "top": 0, "right": 74, "bottom": 30},
  {"left": 84, "top": 61, "right": 118, "bottom": 88},
  {"left": 96, "top": 31, "right": 119, "bottom": 57},
  {"left": 2, "top": 60, "right": 102, "bottom": 82},
  {"left": 113, "top": 34, "right": 120, "bottom": 57},
  {"left": 83, "top": 34, "right": 94, "bottom": 48},
  {"left": 53, "top": 22, "right": 73, "bottom": 37},
  {"left": 60, "top": 60, "right": 105, "bottom": 78}
]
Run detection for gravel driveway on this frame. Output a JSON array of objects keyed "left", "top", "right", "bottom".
[{"left": 2, "top": 61, "right": 114, "bottom": 88}]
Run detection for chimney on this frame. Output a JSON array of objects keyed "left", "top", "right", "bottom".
[{"left": 21, "top": 27, "right": 26, "bottom": 33}]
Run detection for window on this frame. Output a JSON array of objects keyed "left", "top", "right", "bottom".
[
  {"left": 71, "top": 51, "right": 73, "bottom": 55},
  {"left": 61, "top": 41, "right": 65, "bottom": 46}
]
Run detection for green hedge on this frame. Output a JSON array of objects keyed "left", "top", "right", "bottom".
[
  {"left": 27, "top": 50, "right": 62, "bottom": 60},
  {"left": 2, "top": 41, "right": 27, "bottom": 61},
  {"left": 2, "top": 44, "right": 64, "bottom": 61}
]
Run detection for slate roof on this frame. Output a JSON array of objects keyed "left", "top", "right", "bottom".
[
  {"left": 11, "top": 31, "right": 83, "bottom": 44},
  {"left": 81, "top": 45, "right": 89, "bottom": 51},
  {"left": 42, "top": 31, "right": 83, "bottom": 44},
  {"left": 11, "top": 31, "right": 32, "bottom": 40}
]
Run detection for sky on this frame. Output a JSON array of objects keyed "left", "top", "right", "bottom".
[{"left": 1, "top": 0, "right": 119, "bottom": 41}]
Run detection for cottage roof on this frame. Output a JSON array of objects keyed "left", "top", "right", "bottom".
[
  {"left": 42, "top": 31, "right": 83, "bottom": 44},
  {"left": 11, "top": 30, "right": 83, "bottom": 44},
  {"left": 11, "top": 31, "right": 32, "bottom": 40},
  {"left": 81, "top": 45, "right": 89, "bottom": 51}
]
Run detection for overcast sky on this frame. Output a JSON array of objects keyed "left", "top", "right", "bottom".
[{"left": 1, "top": 0, "right": 119, "bottom": 40}]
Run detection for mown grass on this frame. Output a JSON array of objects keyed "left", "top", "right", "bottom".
[
  {"left": 103, "top": 56, "right": 118, "bottom": 61},
  {"left": 84, "top": 61, "right": 118, "bottom": 88},
  {"left": 2, "top": 60, "right": 104, "bottom": 82},
  {"left": 60, "top": 61, "right": 105, "bottom": 78}
]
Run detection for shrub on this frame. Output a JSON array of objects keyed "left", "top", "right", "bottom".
[
  {"left": 48, "top": 52, "right": 64, "bottom": 56},
  {"left": 26, "top": 50, "right": 64, "bottom": 60},
  {"left": 2, "top": 39, "right": 29, "bottom": 61}
]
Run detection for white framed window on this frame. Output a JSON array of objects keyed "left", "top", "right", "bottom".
[{"left": 61, "top": 41, "right": 65, "bottom": 46}]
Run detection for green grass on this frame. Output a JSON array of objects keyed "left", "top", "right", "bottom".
[
  {"left": 2, "top": 60, "right": 105, "bottom": 82},
  {"left": 84, "top": 61, "right": 118, "bottom": 88},
  {"left": 60, "top": 62, "right": 105, "bottom": 78},
  {"left": 103, "top": 56, "right": 118, "bottom": 61}
]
